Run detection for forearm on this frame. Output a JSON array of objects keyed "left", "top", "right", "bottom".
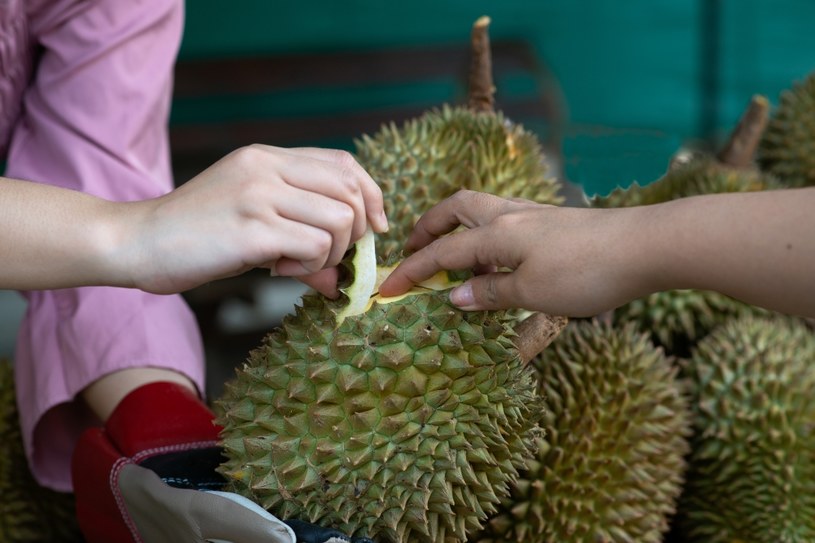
[
  {"left": 0, "top": 177, "right": 133, "bottom": 290},
  {"left": 634, "top": 187, "right": 815, "bottom": 317}
]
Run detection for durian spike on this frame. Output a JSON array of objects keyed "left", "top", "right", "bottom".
[
  {"left": 514, "top": 312, "right": 568, "bottom": 364},
  {"left": 717, "top": 94, "right": 769, "bottom": 169},
  {"left": 468, "top": 16, "right": 495, "bottom": 113}
]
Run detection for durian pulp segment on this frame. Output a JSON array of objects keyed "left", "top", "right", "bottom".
[
  {"left": 369, "top": 265, "right": 463, "bottom": 309},
  {"left": 336, "top": 228, "right": 463, "bottom": 325},
  {"left": 336, "top": 226, "right": 377, "bottom": 324}
]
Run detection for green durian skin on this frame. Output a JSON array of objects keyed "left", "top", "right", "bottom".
[
  {"left": 758, "top": 71, "right": 815, "bottom": 187},
  {"left": 613, "top": 289, "right": 768, "bottom": 357},
  {"left": 474, "top": 321, "right": 691, "bottom": 543},
  {"left": 0, "top": 360, "right": 82, "bottom": 543},
  {"left": 355, "top": 105, "right": 562, "bottom": 260},
  {"left": 592, "top": 156, "right": 781, "bottom": 209},
  {"left": 216, "top": 290, "right": 543, "bottom": 543},
  {"left": 677, "top": 316, "right": 815, "bottom": 543}
]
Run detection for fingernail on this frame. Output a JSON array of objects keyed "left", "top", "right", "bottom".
[
  {"left": 450, "top": 283, "right": 476, "bottom": 308},
  {"left": 378, "top": 210, "right": 390, "bottom": 232}
]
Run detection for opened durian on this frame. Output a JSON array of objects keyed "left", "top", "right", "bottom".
[
  {"left": 472, "top": 321, "right": 691, "bottom": 543},
  {"left": 216, "top": 229, "right": 563, "bottom": 542},
  {"left": 0, "top": 360, "right": 82, "bottom": 542},
  {"left": 216, "top": 18, "right": 568, "bottom": 542},
  {"left": 758, "top": 71, "right": 815, "bottom": 187},
  {"left": 676, "top": 316, "right": 815, "bottom": 542}
]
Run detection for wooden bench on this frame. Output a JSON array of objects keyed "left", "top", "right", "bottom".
[{"left": 169, "top": 38, "right": 565, "bottom": 183}]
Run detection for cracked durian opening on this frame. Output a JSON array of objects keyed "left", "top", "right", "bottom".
[{"left": 335, "top": 227, "right": 462, "bottom": 325}]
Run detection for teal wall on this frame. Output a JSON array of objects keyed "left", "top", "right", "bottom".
[{"left": 178, "top": 0, "right": 815, "bottom": 196}]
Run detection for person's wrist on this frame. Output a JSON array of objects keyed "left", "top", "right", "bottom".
[
  {"left": 601, "top": 205, "right": 666, "bottom": 303},
  {"left": 96, "top": 199, "right": 152, "bottom": 290},
  {"left": 624, "top": 203, "right": 677, "bottom": 296}
]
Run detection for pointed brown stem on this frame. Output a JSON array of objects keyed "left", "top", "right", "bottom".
[
  {"left": 468, "top": 16, "right": 495, "bottom": 112},
  {"left": 515, "top": 312, "right": 568, "bottom": 364},
  {"left": 717, "top": 94, "right": 769, "bottom": 169}
]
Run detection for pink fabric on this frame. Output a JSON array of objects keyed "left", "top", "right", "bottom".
[
  {"left": 0, "top": 0, "right": 32, "bottom": 156},
  {"left": 5, "top": 0, "right": 205, "bottom": 492}
]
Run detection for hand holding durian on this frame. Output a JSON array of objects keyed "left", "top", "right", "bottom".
[
  {"left": 381, "top": 186, "right": 815, "bottom": 319},
  {"left": 0, "top": 144, "right": 388, "bottom": 296}
]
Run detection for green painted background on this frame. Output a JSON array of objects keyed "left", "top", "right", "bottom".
[{"left": 177, "top": 0, "right": 815, "bottom": 196}]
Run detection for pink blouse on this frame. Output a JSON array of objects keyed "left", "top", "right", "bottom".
[{"left": 3, "top": 0, "right": 205, "bottom": 492}]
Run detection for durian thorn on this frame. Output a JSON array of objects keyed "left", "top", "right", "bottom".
[
  {"left": 717, "top": 94, "right": 769, "bottom": 169},
  {"left": 468, "top": 16, "right": 495, "bottom": 113},
  {"left": 514, "top": 312, "right": 568, "bottom": 364}
]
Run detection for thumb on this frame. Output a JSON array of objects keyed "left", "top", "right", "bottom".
[
  {"left": 296, "top": 267, "right": 340, "bottom": 298},
  {"left": 449, "top": 271, "right": 520, "bottom": 311}
]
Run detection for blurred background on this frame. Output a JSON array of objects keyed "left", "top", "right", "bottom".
[{"left": 2, "top": 0, "right": 814, "bottom": 395}]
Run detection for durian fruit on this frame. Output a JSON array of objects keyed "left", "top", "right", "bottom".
[
  {"left": 357, "top": 106, "right": 562, "bottom": 260},
  {"left": 615, "top": 288, "right": 768, "bottom": 357},
  {"left": 676, "top": 316, "right": 815, "bottom": 542},
  {"left": 591, "top": 155, "right": 780, "bottom": 209},
  {"left": 217, "top": 18, "right": 569, "bottom": 543},
  {"left": 0, "top": 360, "right": 82, "bottom": 542},
  {"left": 472, "top": 321, "right": 691, "bottom": 543},
  {"left": 355, "top": 16, "right": 562, "bottom": 260},
  {"left": 217, "top": 226, "right": 566, "bottom": 543},
  {"left": 758, "top": 71, "right": 815, "bottom": 187}
]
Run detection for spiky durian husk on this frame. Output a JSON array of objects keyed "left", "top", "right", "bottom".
[
  {"left": 676, "top": 316, "right": 815, "bottom": 542},
  {"left": 355, "top": 105, "right": 562, "bottom": 259},
  {"left": 592, "top": 156, "right": 780, "bottom": 208},
  {"left": 612, "top": 289, "right": 768, "bottom": 357},
  {"left": 758, "top": 72, "right": 815, "bottom": 187},
  {"left": 473, "top": 321, "right": 691, "bottom": 543},
  {"left": 0, "top": 360, "right": 82, "bottom": 542},
  {"left": 216, "top": 291, "right": 543, "bottom": 543}
]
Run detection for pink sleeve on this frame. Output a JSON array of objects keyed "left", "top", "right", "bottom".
[{"left": 6, "top": 0, "right": 205, "bottom": 492}]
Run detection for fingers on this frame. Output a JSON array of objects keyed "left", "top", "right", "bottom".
[
  {"left": 275, "top": 146, "right": 388, "bottom": 236},
  {"left": 256, "top": 217, "right": 336, "bottom": 274},
  {"left": 273, "top": 184, "right": 355, "bottom": 268},
  {"left": 291, "top": 267, "right": 341, "bottom": 298},
  {"left": 449, "top": 272, "right": 523, "bottom": 311},
  {"left": 404, "top": 190, "right": 523, "bottom": 253},
  {"left": 380, "top": 225, "right": 505, "bottom": 296},
  {"left": 380, "top": 228, "right": 526, "bottom": 310},
  {"left": 230, "top": 145, "right": 388, "bottom": 277}
]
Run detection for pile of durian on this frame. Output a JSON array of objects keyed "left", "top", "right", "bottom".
[
  {"left": 1, "top": 17, "right": 813, "bottom": 543},
  {"left": 0, "top": 360, "right": 82, "bottom": 542},
  {"left": 588, "top": 75, "right": 815, "bottom": 542},
  {"left": 216, "top": 20, "right": 815, "bottom": 543}
]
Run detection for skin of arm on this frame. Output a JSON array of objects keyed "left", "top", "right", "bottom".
[
  {"left": 379, "top": 188, "right": 815, "bottom": 319},
  {"left": 0, "top": 144, "right": 388, "bottom": 296}
]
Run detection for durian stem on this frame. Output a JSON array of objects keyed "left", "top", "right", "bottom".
[
  {"left": 515, "top": 313, "right": 568, "bottom": 363},
  {"left": 717, "top": 94, "right": 769, "bottom": 169},
  {"left": 468, "top": 16, "right": 495, "bottom": 113}
]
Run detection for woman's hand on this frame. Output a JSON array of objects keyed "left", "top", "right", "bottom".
[
  {"left": 379, "top": 190, "right": 650, "bottom": 316},
  {"left": 123, "top": 145, "right": 388, "bottom": 296},
  {"left": 381, "top": 188, "right": 815, "bottom": 319}
]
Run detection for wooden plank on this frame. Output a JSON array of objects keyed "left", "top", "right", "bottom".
[{"left": 172, "top": 40, "right": 539, "bottom": 96}]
